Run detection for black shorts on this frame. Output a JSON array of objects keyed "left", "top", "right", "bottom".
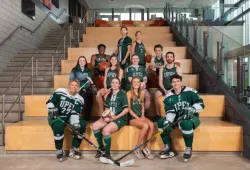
[{"left": 127, "top": 113, "right": 142, "bottom": 124}]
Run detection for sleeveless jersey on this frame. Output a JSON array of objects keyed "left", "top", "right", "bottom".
[
  {"left": 154, "top": 56, "right": 164, "bottom": 74},
  {"left": 134, "top": 42, "right": 145, "bottom": 67},
  {"left": 106, "top": 68, "right": 118, "bottom": 89},
  {"left": 163, "top": 64, "right": 177, "bottom": 90},
  {"left": 118, "top": 36, "right": 132, "bottom": 67},
  {"left": 130, "top": 95, "right": 142, "bottom": 116},
  {"left": 46, "top": 88, "right": 84, "bottom": 120},
  {"left": 95, "top": 54, "right": 108, "bottom": 68}
]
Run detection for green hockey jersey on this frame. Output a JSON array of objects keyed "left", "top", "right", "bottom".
[
  {"left": 163, "top": 86, "right": 204, "bottom": 122},
  {"left": 46, "top": 88, "right": 84, "bottom": 120}
]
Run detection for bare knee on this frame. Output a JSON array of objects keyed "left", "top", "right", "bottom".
[
  {"left": 92, "top": 122, "right": 98, "bottom": 131},
  {"left": 96, "top": 89, "right": 103, "bottom": 98},
  {"left": 102, "top": 127, "right": 111, "bottom": 136},
  {"left": 142, "top": 123, "right": 149, "bottom": 131},
  {"left": 148, "top": 122, "right": 154, "bottom": 130}
]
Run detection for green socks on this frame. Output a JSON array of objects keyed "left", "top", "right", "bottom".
[{"left": 104, "top": 135, "right": 111, "bottom": 153}]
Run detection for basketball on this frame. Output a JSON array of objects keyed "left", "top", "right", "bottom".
[
  {"left": 145, "top": 55, "right": 152, "bottom": 63},
  {"left": 99, "top": 62, "right": 109, "bottom": 72}
]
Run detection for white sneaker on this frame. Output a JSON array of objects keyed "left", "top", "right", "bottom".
[
  {"left": 133, "top": 146, "right": 144, "bottom": 159},
  {"left": 69, "top": 147, "right": 82, "bottom": 160},
  {"left": 142, "top": 147, "right": 154, "bottom": 160}
]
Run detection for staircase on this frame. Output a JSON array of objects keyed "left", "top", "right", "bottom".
[
  {"left": 0, "top": 24, "right": 83, "bottom": 145},
  {"left": 3, "top": 24, "right": 243, "bottom": 153}
]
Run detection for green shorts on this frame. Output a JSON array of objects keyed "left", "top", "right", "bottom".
[{"left": 113, "top": 117, "right": 127, "bottom": 130}]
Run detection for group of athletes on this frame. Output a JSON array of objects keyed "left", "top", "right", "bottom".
[{"left": 46, "top": 26, "right": 205, "bottom": 163}]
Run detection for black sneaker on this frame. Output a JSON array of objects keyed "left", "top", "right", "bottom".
[
  {"left": 159, "top": 147, "right": 175, "bottom": 159},
  {"left": 95, "top": 146, "right": 105, "bottom": 158}
]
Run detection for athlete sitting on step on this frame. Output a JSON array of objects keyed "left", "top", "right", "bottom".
[
  {"left": 70, "top": 56, "right": 94, "bottom": 121},
  {"left": 157, "top": 74, "right": 204, "bottom": 162},
  {"left": 47, "top": 79, "right": 86, "bottom": 162},
  {"left": 92, "top": 77, "right": 129, "bottom": 160},
  {"left": 154, "top": 52, "right": 182, "bottom": 117},
  {"left": 126, "top": 54, "right": 151, "bottom": 115},
  {"left": 91, "top": 44, "right": 110, "bottom": 78},
  {"left": 96, "top": 54, "right": 123, "bottom": 113},
  {"left": 127, "top": 77, "right": 154, "bottom": 160}
]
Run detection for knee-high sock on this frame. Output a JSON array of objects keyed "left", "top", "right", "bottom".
[
  {"left": 180, "top": 120, "right": 194, "bottom": 147},
  {"left": 104, "top": 135, "right": 111, "bottom": 153},
  {"left": 94, "top": 130, "right": 104, "bottom": 148}
]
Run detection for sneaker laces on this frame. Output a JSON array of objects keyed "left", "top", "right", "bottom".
[{"left": 184, "top": 147, "right": 191, "bottom": 155}]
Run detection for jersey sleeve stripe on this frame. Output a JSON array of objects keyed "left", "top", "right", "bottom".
[
  {"left": 122, "top": 104, "right": 128, "bottom": 108},
  {"left": 166, "top": 113, "right": 176, "bottom": 122},
  {"left": 192, "top": 103, "right": 204, "bottom": 113},
  {"left": 46, "top": 102, "right": 55, "bottom": 109}
]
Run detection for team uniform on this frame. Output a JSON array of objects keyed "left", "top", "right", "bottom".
[
  {"left": 118, "top": 36, "right": 132, "bottom": 69},
  {"left": 126, "top": 65, "right": 147, "bottom": 91},
  {"left": 157, "top": 86, "right": 204, "bottom": 161},
  {"left": 134, "top": 42, "right": 146, "bottom": 68},
  {"left": 46, "top": 88, "right": 86, "bottom": 161},
  {"left": 70, "top": 66, "right": 93, "bottom": 121},
  {"left": 128, "top": 95, "right": 142, "bottom": 120},
  {"left": 95, "top": 54, "right": 109, "bottom": 76},
  {"left": 150, "top": 56, "right": 164, "bottom": 75},
  {"left": 106, "top": 68, "right": 118, "bottom": 89},
  {"left": 93, "top": 90, "right": 128, "bottom": 157},
  {"left": 158, "top": 64, "right": 177, "bottom": 94}
]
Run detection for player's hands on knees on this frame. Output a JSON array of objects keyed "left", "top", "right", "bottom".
[
  {"left": 139, "top": 115, "right": 145, "bottom": 121},
  {"left": 163, "top": 120, "right": 173, "bottom": 133},
  {"left": 121, "top": 59, "right": 126, "bottom": 65},
  {"left": 48, "top": 108, "right": 58, "bottom": 120},
  {"left": 109, "top": 115, "right": 117, "bottom": 122}
]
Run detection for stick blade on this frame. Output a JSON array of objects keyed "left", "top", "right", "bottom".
[
  {"left": 120, "top": 159, "right": 135, "bottom": 167},
  {"left": 99, "top": 157, "right": 114, "bottom": 164}
]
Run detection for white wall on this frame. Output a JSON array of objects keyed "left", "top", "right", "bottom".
[{"left": 0, "top": 0, "right": 61, "bottom": 73}]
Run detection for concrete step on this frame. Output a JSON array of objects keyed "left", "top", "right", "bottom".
[
  {"left": 11, "top": 57, "right": 61, "bottom": 62},
  {"left": 20, "top": 50, "right": 63, "bottom": 54},
  {"left": 5, "top": 66, "right": 61, "bottom": 71},
  {"left": 0, "top": 88, "right": 53, "bottom": 95},
  {"left": 0, "top": 76, "right": 52, "bottom": 82},
  {"left": 9, "top": 61, "right": 61, "bottom": 67},
  {"left": 15, "top": 53, "right": 56, "bottom": 58},
  {"left": 0, "top": 112, "right": 22, "bottom": 122},
  {"left": 0, "top": 95, "right": 24, "bottom": 103},
  {"left": 1, "top": 71, "right": 60, "bottom": 76},
  {"left": 0, "top": 81, "right": 52, "bottom": 88}
]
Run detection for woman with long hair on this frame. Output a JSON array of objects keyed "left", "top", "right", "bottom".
[
  {"left": 127, "top": 77, "right": 154, "bottom": 160},
  {"left": 70, "top": 56, "right": 93, "bottom": 121},
  {"left": 131, "top": 31, "right": 151, "bottom": 68},
  {"left": 96, "top": 55, "right": 123, "bottom": 113},
  {"left": 92, "top": 77, "right": 128, "bottom": 160}
]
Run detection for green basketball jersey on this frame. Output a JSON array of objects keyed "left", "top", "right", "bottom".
[
  {"left": 95, "top": 54, "right": 108, "bottom": 68},
  {"left": 126, "top": 65, "right": 147, "bottom": 91},
  {"left": 46, "top": 88, "right": 84, "bottom": 120},
  {"left": 154, "top": 56, "right": 164, "bottom": 67},
  {"left": 118, "top": 36, "right": 132, "bottom": 66},
  {"left": 130, "top": 95, "right": 142, "bottom": 116},
  {"left": 163, "top": 87, "right": 204, "bottom": 122},
  {"left": 106, "top": 68, "right": 118, "bottom": 89},
  {"left": 104, "top": 90, "right": 128, "bottom": 121},
  {"left": 134, "top": 42, "right": 145, "bottom": 67},
  {"left": 163, "top": 64, "right": 177, "bottom": 90}
]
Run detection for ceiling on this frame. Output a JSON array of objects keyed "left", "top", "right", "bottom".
[{"left": 81, "top": 0, "right": 219, "bottom": 9}]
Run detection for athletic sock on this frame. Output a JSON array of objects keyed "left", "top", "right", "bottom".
[
  {"left": 104, "top": 135, "right": 111, "bottom": 153},
  {"left": 160, "top": 132, "right": 171, "bottom": 145},
  {"left": 183, "top": 135, "right": 193, "bottom": 147},
  {"left": 55, "top": 139, "right": 63, "bottom": 150},
  {"left": 94, "top": 130, "right": 104, "bottom": 148}
]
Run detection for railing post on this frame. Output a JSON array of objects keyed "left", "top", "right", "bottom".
[
  {"left": 193, "top": 24, "right": 198, "bottom": 50},
  {"left": 2, "top": 94, "right": 5, "bottom": 145},
  {"left": 52, "top": 55, "right": 54, "bottom": 88},
  {"left": 203, "top": 31, "right": 209, "bottom": 61},
  {"left": 19, "top": 74, "right": 22, "bottom": 121},
  {"left": 69, "top": 27, "right": 72, "bottom": 48},
  {"left": 78, "top": 29, "right": 80, "bottom": 43},
  {"left": 186, "top": 18, "right": 189, "bottom": 42},
  {"left": 175, "top": 10, "right": 178, "bottom": 29},
  {"left": 36, "top": 59, "right": 38, "bottom": 77},
  {"left": 217, "top": 41, "right": 224, "bottom": 77},
  {"left": 237, "top": 57, "right": 245, "bottom": 103},
  {"left": 31, "top": 57, "right": 34, "bottom": 95},
  {"left": 171, "top": 8, "right": 174, "bottom": 23},
  {"left": 180, "top": 15, "right": 183, "bottom": 34},
  {"left": 63, "top": 36, "right": 66, "bottom": 59}
]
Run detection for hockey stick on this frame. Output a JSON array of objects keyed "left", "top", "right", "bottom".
[
  {"left": 57, "top": 117, "right": 134, "bottom": 167},
  {"left": 79, "top": 76, "right": 93, "bottom": 90},
  {"left": 106, "top": 115, "right": 185, "bottom": 163}
]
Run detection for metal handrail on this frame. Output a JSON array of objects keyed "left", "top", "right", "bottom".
[{"left": 0, "top": 8, "right": 67, "bottom": 47}]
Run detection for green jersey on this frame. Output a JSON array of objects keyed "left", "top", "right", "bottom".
[
  {"left": 134, "top": 42, "right": 145, "bottom": 67},
  {"left": 104, "top": 90, "right": 128, "bottom": 121},
  {"left": 130, "top": 95, "right": 142, "bottom": 116},
  {"left": 126, "top": 65, "right": 147, "bottom": 91},
  {"left": 154, "top": 56, "right": 164, "bottom": 67},
  {"left": 118, "top": 36, "right": 132, "bottom": 67},
  {"left": 46, "top": 88, "right": 84, "bottom": 121},
  {"left": 163, "top": 64, "right": 177, "bottom": 90},
  {"left": 95, "top": 54, "right": 108, "bottom": 68},
  {"left": 106, "top": 68, "right": 118, "bottom": 89},
  {"left": 163, "top": 87, "right": 204, "bottom": 123}
]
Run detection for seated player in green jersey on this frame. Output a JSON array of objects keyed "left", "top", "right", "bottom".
[
  {"left": 127, "top": 77, "right": 155, "bottom": 160},
  {"left": 46, "top": 79, "right": 87, "bottom": 162},
  {"left": 70, "top": 56, "right": 94, "bottom": 121},
  {"left": 92, "top": 77, "right": 129, "bottom": 160},
  {"left": 131, "top": 31, "right": 151, "bottom": 68},
  {"left": 91, "top": 44, "right": 110, "bottom": 78},
  {"left": 154, "top": 52, "right": 182, "bottom": 117},
  {"left": 157, "top": 74, "right": 204, "bottom": 162},
  {"left": 147, "top": 44, "right": 165, "bottom": 76},
  {"left": 96, "top": 55, "right": 123, "bottom": 113},
  {"left": 126, "top": 54, "right": 151, "bottom": 115},
  {"left": 113, "top": 26, "right": 132, "bottom": 69}
]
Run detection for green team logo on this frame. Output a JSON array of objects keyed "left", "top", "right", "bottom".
[
  {"left": 109, "top": 101, "right": 118, "bottom": 107},
  {"left": 138, "top": 44, "right": 144, "bottom": 53},
  {"left": 133, "top": 99, "right": 142, "bottom": 105},
  {"left": 132, "top": 72, "right": 142, "bottom": 78},
  {"left": 60, "top": 101, "right": 75, "bottom": 114},
  {"left": 174, "top": 101, "right": 190, "bottom": 111},
  {"left": 97, "top": 58, "right": 106, "bottom": 62},
  {"left": 164, "top": 72, "right": 176, "bottom": 77},
  {"left": 107, "top": 72, "right": 116, "bottom": 78}
]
